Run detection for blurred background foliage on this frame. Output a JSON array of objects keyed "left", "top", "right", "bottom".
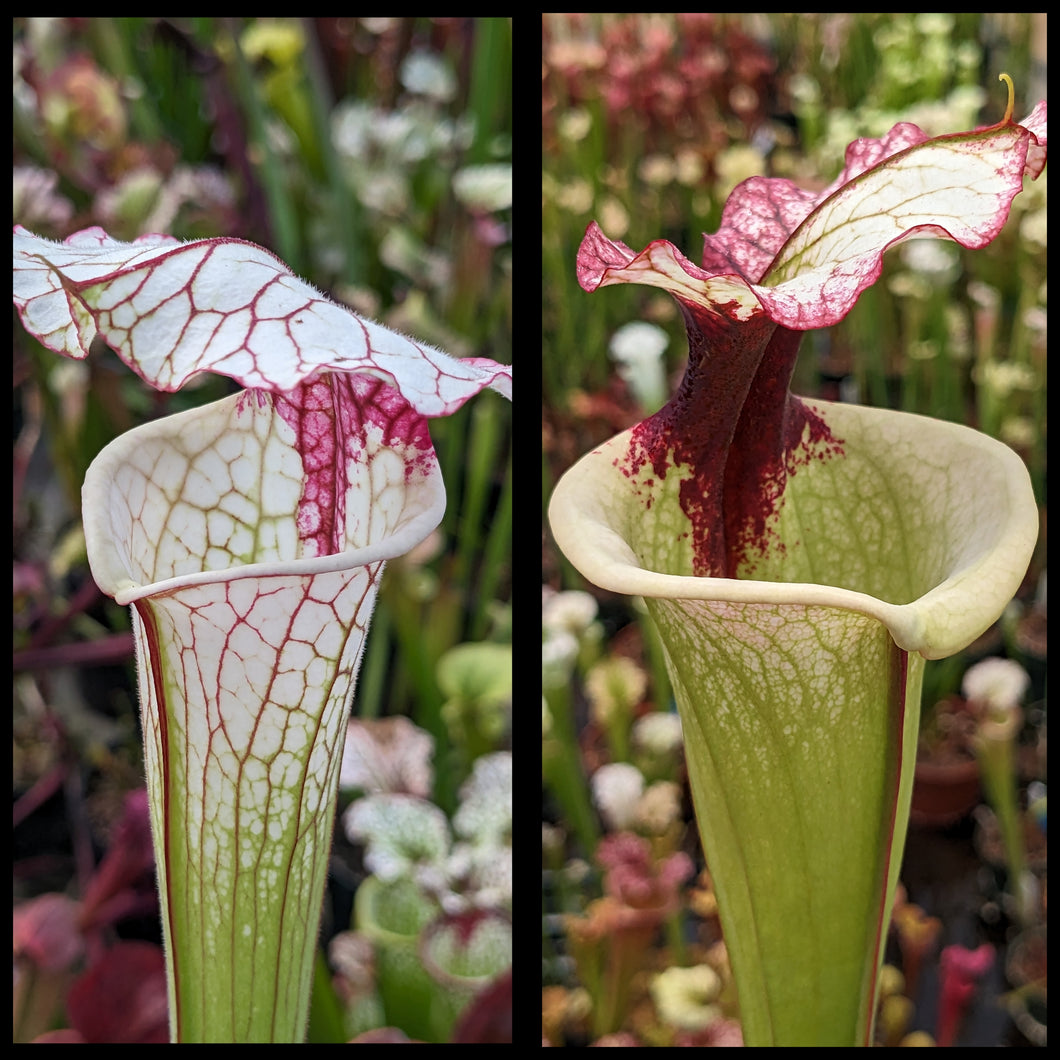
[{"left": 14, "top": 16, "right": 511, "bottom": 908}]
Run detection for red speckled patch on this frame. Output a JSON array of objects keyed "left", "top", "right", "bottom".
[{"left": 622, "top": 301, "right": 843, "bottom": 578}]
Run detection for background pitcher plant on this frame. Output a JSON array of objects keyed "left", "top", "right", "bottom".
[
  {"left": 13, "top": 226, "right": 511, "bottom": 1043},
  {"left": 549, "top": 84, "right": 1044, "bottom": 1045}
]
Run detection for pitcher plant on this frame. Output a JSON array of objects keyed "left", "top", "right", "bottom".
[
  {"left": 13, "top": 225, "right": 511, "bottom": 1042},
  {"left": 549, "top": 81, "right": 1044, "bottom": 1045}
]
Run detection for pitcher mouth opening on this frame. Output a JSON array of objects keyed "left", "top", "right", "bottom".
[
  {"left": 87, "top": 485, "right": 445, "bottom": 605},
  {"left": 80, "top": 394, "right": 447, "bottom": 605},
  {"left": 549, "top": 402, "right": 1037, "bottom": 662}
]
